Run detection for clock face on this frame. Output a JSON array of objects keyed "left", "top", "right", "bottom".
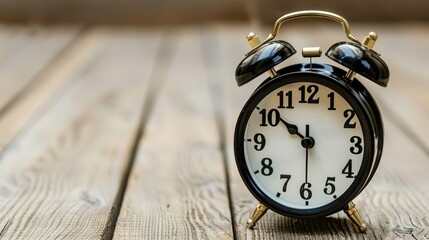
[{"left": 235, "top": 73, "right": 373, "bottom": 217}]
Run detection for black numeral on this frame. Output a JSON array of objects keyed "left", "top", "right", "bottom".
[
  {"left": 299, "top": 85, "right": 305, "bottom": 103},
  {"left": 343, "top": 109, "right": 357, "bottom": 128},
  {"left": 342, "top": 159, "right": 354, "bottom": 178},
  {"left": 350, "top": 136, "right": 363, "bottom": 154},
  {"left": 261, "top": 158, "right": 273, "bottom": 176},
  {"left": 253, "top": 133, "right": 266, "bottom": 151},
  {"left": 259, "top": 109, "right": 280, "bottom": 127},
  {"left": 300, "top": 182, "right": 312, "bottom": 200},
  {"left": 277, "top": 90, "right": 294, "bottom": 109},
  {"left": 327, "top": 92, "right": 336, "bottom": 110},
  {"left": 285, "top": 91, "right": 294, "bottom": 108},
  {"left": 280, "top": 174, "right": 291, "bottom": 192},
  {"left": 323, "top": 177, "right": 336, "bottom": 195},
  {"left": 299, "top": 85, "right": 320, "bottom": 104}
]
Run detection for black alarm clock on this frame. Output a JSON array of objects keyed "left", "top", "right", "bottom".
[{"left": 234, "top": 10, "right": 389, "bottom": 233}]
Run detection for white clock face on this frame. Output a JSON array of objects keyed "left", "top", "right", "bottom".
[{"left": 243, "top": 81, "right": 365, "bottom": 210}]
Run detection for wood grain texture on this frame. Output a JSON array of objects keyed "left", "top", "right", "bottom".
[
  {"left": 113, "top": 29, "right": 234, "bottom": 239},
  {"left": 208, "top": 25, "right": 429, "bottom": 239},
  {"left": 0, "top": 28, "right": 162, "bottom": 239},
  {"left": 0, "top": 25, "right": 79, "bottom": 113},
  {"left": 0, "top": 27, "right": 99, "bottom": 152}
]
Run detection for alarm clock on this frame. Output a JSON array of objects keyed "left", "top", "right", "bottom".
[{"left": 234, "top": 10, "right": 389, "bottom": 233}]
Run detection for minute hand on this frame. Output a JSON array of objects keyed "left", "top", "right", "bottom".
[{"left": 279, "top": 117, "right": 305, "bottom": 139}]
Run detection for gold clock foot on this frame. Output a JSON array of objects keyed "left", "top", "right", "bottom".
[
  {"left": 247, "top": 203, "right": 268, "bottom": 229},
  {"left": 344, "top": 201, "right": 367, "bottom": 233}
]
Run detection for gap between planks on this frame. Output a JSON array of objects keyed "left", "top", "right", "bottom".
[
  {"left": 102, "top": 30, "right": 175, "bottom": 240},
  {"left": 201, "top": 28, "right": 238, "bottom": 240},
  {"left": 201, "top": 28, "right": 241, "bottom": 239}
]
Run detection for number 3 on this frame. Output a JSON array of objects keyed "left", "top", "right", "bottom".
[{"left": 350, "top": 136, "right": 363, "bottom": 154}]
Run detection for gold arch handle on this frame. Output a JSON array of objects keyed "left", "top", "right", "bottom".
[{"left": 246, "top": 10, "right": 361, "bottom": 56}]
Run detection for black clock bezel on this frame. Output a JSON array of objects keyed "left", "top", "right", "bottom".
[{"left": 234, "top": 64, "right": 376, "bottom": 218}]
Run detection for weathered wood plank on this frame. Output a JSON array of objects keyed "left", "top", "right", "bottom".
[
  {"left": 0, "top": 27, "right": 100, "bottom": 152},
  {"left": 0, "top": 28, "right": 162, "bottom": 239},
  {"left": 0, "top": 25, "right": 82, "bottom": 151},
  {"left": 113, "top": 29, "right": 233, "bottom": 239},
  {"left": 0, "top": 25, "right": 80, "bottom": 113},
  {"left": 210, "top": 25, "right": 429, "bottom": 239}
]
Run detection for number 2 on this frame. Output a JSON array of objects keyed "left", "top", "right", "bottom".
[{"left": 343, "top": 109, "right": 356, "bottom": 128}]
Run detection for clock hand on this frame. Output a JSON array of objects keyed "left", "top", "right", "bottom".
[
  {"left": 305, "top": 144, "right": 309, "bottom": 183},
  {"left": 304, "top": 125, "right": 310, "bottom": 183},
  {"left": 302, "top": 125, "right": 315, "bottom": 184},
  {"left": 278, "top": 116, "right": 305, "bottom": 139}
]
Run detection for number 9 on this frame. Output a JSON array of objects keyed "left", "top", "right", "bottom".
[{"left": 254, "top": 133, "right": 266, "bottom": 151}]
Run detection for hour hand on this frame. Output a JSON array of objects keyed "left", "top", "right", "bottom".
[{"left": 279, "top": 116, "right": 304, "bottom": 139}]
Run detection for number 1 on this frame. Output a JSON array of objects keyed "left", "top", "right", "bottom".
[{"left": 328, "top": 92, "right": 336, "bottom": 110}]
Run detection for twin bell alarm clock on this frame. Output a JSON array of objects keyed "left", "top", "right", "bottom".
[{"left": 234, "top": 10, "right": 389, "bottom": 232}]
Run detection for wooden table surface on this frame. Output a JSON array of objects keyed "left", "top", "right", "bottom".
[{"left": 0, "top": 22, "right": 428, "bottom": 239}]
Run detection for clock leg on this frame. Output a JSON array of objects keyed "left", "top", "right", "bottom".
[
  {"left": 247, "top": 203, "right": 268, "bottom": 229},
  {"left": 344, "top": 201, "right": 367, "bottom": 233}
]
